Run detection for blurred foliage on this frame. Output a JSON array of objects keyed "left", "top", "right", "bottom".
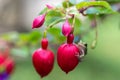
[
  {"left": 9, "top": 13, "right": 120, "bottom": 80},
  {"left": 62, "top": 1, "right": 74, "bottom": 8},
  {"left": 76, "top": 1, "right": 112, "bottom": 10},
  {"left": 0, "top": 0, "right": 120, "bottom": 80},
  {"left": 68, "top": 17, "right": 81, "bottom": 35},
  {"left": 45, "top": 10, "right": 65, "bottom": 26}
]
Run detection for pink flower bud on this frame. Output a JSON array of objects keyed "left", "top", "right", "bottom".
[
  {"left": 32, "top": 14, "right": 45, "bottom": 29},
  {"left": 57, "top": 34, "right": 82, "bottom": 73},
  {"left": 32, "top": 39, "right": 54, "bottom": 78},
  {"left": 0, "top": 55, "right": 15, "bottom": 75},
  {"left": 46, "top": 4, "right": 54, "bottom": 9},
  {"left": 62, "top": 20, "right": 72, "bottom": 36},
  {"left": 32, "top": 48, "right": 54, "bottom": 78},
  {"left": 41, "top": 38, "right": 48, "bottom": 50}
]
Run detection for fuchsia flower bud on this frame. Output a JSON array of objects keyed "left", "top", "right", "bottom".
[
  {"left": 57, "top": 34, "right": 82, "bottom": 73},
  {"left": 5, "top": 58, "right": 14, "bottom": 75},
  {"left": 0, "top": 55, "right": 14, "bottom": 75},
  {"left": 32, "top": 14, "right": 46, "bottom": 29},
  {"left": 41, "top": 38, "right": 48, "bottom": 50},
  {"left": 46, "top": 4, "right": 54, "bottom": 9},
  {"left": 32, "top": 38, "right": 54, "bottom": 78},
  {"left": 62, "top": 20, "right": 72, "bottom": 36}
]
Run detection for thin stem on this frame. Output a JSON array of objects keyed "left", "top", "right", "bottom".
[
  {"left": 72, "top": 15, "right": 76, "bottom": 28},
  {"left": 91, "top": 16, "right": 98, "bottom": 49},
  {"left": 71, "top": 15, "right": 76, "bottom": 33},
  {"left": 43, "top": 29, "right": 47, "bottom": 38},
  {"left": 48, "top": 18, "right": 65, "bottom": 28},
  {"left": 66, "top": 0, "right": 69, "bottom": 8}
]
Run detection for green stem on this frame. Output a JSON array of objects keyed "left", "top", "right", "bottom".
[
  {"left": 43, "top": 30, "right": 47, "bottom": 38},
  {"left": 71, "top": 15, "right": 76, "bottom": 33},
  {"left": 91, "top": 16, "right": 98, "bottom": 49},
  {"left": 66, "top": 0, "right": 69, "bottom": 8},
  {"left": 43, "top": 18, "right": 65, "bottom": 38},
  {"left": 48, "top": 18, "right": 65, "bottom": 28}
]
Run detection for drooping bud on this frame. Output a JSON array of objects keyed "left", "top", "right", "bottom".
[
  {"left": 62, "top": 20, "right": 72, "bottom": 36},
  {"left": 4, "top": 58, "right": 15, "bottom": 75},
  {"left": 32, "top": 39, "right": 54, "bottom": 78},
  {"left": 41, "top": 38, "right": 48, "bottom": 49},
  {"left": 46, "top": 4, "right": 54, "bottom": 9},
  {"left": 32, "top": 14, "right": 46, "bottom": 29},
  {"left": 0, "top": 55, "right": 15, "bottom": 75},
  {"left": 67, "top": 34, "right": 74, "bottom": 44},
  {"left": 57, "top": 34, "right": 82, "bottom": 73}
]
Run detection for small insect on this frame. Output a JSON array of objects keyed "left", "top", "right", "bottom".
[{"left": 75, "top": 40, "right": 87, "bottom": 61}]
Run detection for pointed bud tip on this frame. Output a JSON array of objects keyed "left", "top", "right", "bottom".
[
  {"left": 46, "top": 4, "right": 54, "bottom": 9},
  {"left": 32, "top": 14, "right": 45, "bottom": 29},
  {"left": 62, "top": 20, "right": 72, "bottom": 36},
  {"left": 65, "top": 72, "right": 69, "bottom": 74},
  {"left": 41, "top": 76, "right": 44, "bottom": 78},
  {"left": 41, "top": 38, "right": 48, "bottom": 49}
]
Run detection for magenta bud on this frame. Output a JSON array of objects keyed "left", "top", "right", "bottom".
[
  {"left": 32, "top": 48, "right": 54, "bottom": 78},
  {"left": 57, "top": 41, "right": 81, "bottom": 73},
  {"left": 46, "top": 4, "right": 54, "bottom": 9},
  {"left": 41, "top": 38, "right": 48, "bottom": 50},
  {"left": 67, "top": 34, "right": 74, "bottom": 44},
  {"left": 62, "top": 20, "right": 72, "bottom": 36},
  {"left": 32, "top": 14, "right": 45, "bottom": 29}
]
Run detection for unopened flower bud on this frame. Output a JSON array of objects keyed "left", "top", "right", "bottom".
[
  {"left": 32, "top": 14, "right": 45, "bottom": 29},
  {"left": 62, "top": 20, "right": 72, "bottom": 36},
  {"left": 46, "top": 4, "right": 54, "bottom": 9}
]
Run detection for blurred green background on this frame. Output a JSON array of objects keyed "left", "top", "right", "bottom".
[
  {"left": 10, "top": 14, "right": 120, "bottom": 80},
  {"left": 0, "top": 0, "right": 120, "bottom": 80}
]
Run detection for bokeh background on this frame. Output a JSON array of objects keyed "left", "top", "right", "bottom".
[{"left": 0, "top": 0, "right": 120, "bottom": 80}]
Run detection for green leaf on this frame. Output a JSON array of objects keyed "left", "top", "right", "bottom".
[
  {"left": 76, "top": 1, "right": 112, "bottom": 10},
  {"left": 68, "top": 17, "right": 81, "bottom": 35},
  {"left": 47, "top": 27, "right": 66, "bottom": 44},
  {"left": 62, "top": 1, "right": 74, "bottom": 8},
  {"left": 39, "top": 8, "right": 48, "bottom": 15},
  {"left": 85, "top": 7, "right": 115, "bottom": 15},
  {"left": 45, "top": 10, "right": 65, "bottom": 27}
]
